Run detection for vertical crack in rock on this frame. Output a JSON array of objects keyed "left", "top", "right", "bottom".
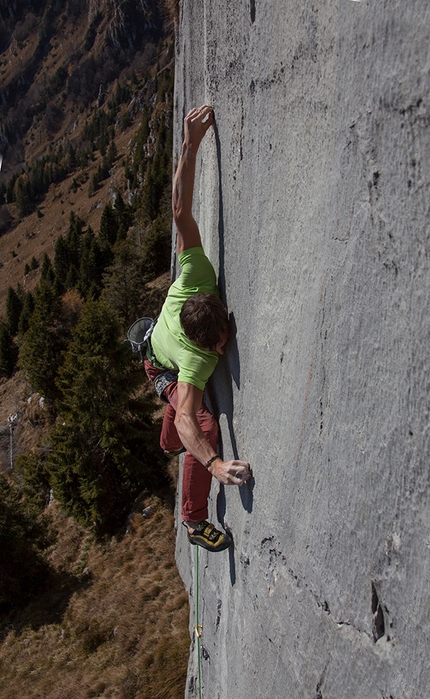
[
  {"left": 250, "top": 0, "right": 256, "bottom": 24},
  {"left": 314, "top": 664, "right": 327, "bottom": 699},
  {"left": 371, "top": 583, "right": 386, "bottom": 642},
  {"left": 215, "top": 598, "right": 222, "bottom": 631}
]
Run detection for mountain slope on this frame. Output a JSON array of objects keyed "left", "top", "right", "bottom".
[
  {"left": 0, "top": 0, "right": 171, "bottom": 317},
  {"left": 0, "top": 4, "right": 189, "bottom": 698}
]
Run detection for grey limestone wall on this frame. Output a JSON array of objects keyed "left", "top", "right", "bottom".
[{"left": 173, "top": 1, "right": 430, "bottom": 697}]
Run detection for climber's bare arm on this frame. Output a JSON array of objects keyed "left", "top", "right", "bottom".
[
  {"left": 172, "top": 105, "right": 214, "bottom": 255},
  {"left": 174, "top": 381, "right": 252, "bottom": 485}
]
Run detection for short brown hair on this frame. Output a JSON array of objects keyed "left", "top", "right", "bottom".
[{"left": 180, "top": 293, "right": 228, "bottom": 351}]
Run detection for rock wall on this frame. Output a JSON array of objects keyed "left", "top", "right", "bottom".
[{"left": 173, "top": 2, "right": 430, "bottom": 697}]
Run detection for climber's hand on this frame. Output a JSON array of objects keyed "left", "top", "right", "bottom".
[
  {"left": 183, "top": 105, "right": 214, "bottom": 153},
  {"left": 208, "top": 457, "right": 252, "bottom": 486}
]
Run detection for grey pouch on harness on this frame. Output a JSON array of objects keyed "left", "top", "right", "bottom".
[
  {"left": 126, "top": 316, "right": 177, "bottom": 399},
  {"left": 125, "top": 317, "right": 155, "bottom": 362},
  {"left": 153, "top": 369, "right": 179, "bottom": 401}
]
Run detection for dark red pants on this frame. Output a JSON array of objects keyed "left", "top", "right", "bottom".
[{"left": 144, "top": 359, "right": 219, "bottom": 523}]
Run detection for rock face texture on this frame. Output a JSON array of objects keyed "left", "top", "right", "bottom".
[{"left": 174, "top": 2, "right": 430, "bottom": 697}]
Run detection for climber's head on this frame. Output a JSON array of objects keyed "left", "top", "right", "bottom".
[{"left": 180, "top": 293, "right": 229, "bottom": 354}]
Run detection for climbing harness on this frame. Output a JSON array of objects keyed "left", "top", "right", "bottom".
[
  {"left": 152, "top": 368, "right": 179, "bottom": 402},
  {"left": 126, "top": 315, "right": 179, "bottom": 400},
  {"left": 195, "top": 544, "right": 203, "bottom": 699}
]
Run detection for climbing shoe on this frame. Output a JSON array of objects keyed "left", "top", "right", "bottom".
[{"left": 185, "top": 520, "right": 232, "bottom": 552}]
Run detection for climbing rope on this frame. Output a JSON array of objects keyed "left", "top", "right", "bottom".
[{"left": 195, "top": 545, "right": 203, "bottom": 699}]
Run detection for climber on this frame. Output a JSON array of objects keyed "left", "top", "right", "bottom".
[{"left": 144, "top": 105, "right": 252, "bottom": 552}]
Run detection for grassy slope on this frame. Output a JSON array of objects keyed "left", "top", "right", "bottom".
[{"left": 0, "top": 499, "right": 189, "bottom": 699}]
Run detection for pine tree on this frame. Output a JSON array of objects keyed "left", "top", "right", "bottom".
[
  {"left": 0, "top": 323, "right": 18, "bottom": 378},
  {"left": 98, "top": 129, "right": 108, "bottom": 156},
  {"left": 99, "top": 203, "right": 119, "bottom": 246},
  {"left": 107, "top": 139, "right": 117, "bottom": 168},
  {"left": 66, "top": 142, "right": 76, "bottom": 170},
  {"left": 14, "top": 172, "right": 33, "bottom": 218},
  {"left": 101, "top": 239, "right": 146, "bottom": 325},
  {"left": 13, "top": 451, "right": 52, "bottom": 513},
  {"left": 54, "top": 213, "right": 84, "bottom": 292},
  {"left": 78, "top": 228, "right": 111, "bottom": 298},
  {"left": 48, "top": 298, "right": 165, "bottom": 534},
  {"left": 65, "top": 212, "right": 83, "bottom": 271},
  {"left": 78, "top": 227, "right": 95, "bottom": 298},
  {"left": 65, "top": 263, "right": 80, "bottom": 290},
  {"left": 141, "top": 214, "right": 171, "bottom": 281},
  {"left": 40, "top": 253, "right": 55, "bottom": 284},
  {"left": 6, "top": 285, "right": 24, "bottom": 335},
  {"left": 53, "top": 235, "right": 68, "bottom": 293},
  {"left": 18, "top": 291, "right": 35, "bottom": 336},
  {"left": 19, "top": 281, "right": 65, "bottom": 401},
  {"left": 141, "top": 167, "right": 158, "bottom": 221},
  {"left": 88, "top": 173, "right": 98, "bottom": 197},
  {"left": 113, "top": 191, "right": 132, "bottom": 239}
]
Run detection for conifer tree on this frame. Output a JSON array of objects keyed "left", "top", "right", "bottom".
[
  {"left": 0, "top": 323, "right": 18, "bottom": 378},
  {"left": 53, "top": 235, "right": 68, "bottom": 293},
  {"left": 65, "top": 263, "right": 80, "bottom": 290},
  {"left": 19, "top": 281, "right": 65, "bottom": 401},
  {"left": 101, "top": 154, "right": 111, "bottom": 180},
  {"left": 13, "top": 451, "right": 51, "bottom": 513},
  {"left": 66, "top": 142, "right": 76, "bottom": 170},
  {"left": 14, "top": 172, "right": 33, "bottom": 218},
  {"left": 65, "top": 212, "right": 84, "bottom": 270},
  {"left": 40, "top": 253, "right": 55, "bottom": 284},
  {"left": 48, "top": 298, "right": 165, "bottom": 534},
  {"left": 99, "top": 203, "right": 119, "bottom": 246},
  {"left": 98, "top": 129, "right": 108, "bottom": 156},
  {"left": 54, "top": 213, "right": 84, "bottom": 291},
  {"left": 88, "top": 173, "right": 98, "bottom": 197},
  {"left": 113, "top": 191, "right": 132, "bottom": 239},
  {"left": 68, "top": 210, "right": 85, "bottom": 238},
  {"left": 6, "top": 172, "right": 20, "bottom": 204},
  {"left": 141, "top": 146, "right": 170, "bottom": 224},
  {"left": 141, "top": 214, "right": 171, "bottom": 280},
  {"left": 79, "top": 233, "right": 110, "bottom": 298},
  {"left": 101, "top": 239, "right": 145, "bottom": 325},
  {"left": 78, "top": 227, "right": 95, "bottom": 297},
  {"left": 6, "top": 285, "right": 24, "bottom": 335},
  {"left": 107, "top": 139, "right": 117, "bottom": 167},
  {"left": 18, "top": 291, "right": 35, "bottom": 336}
]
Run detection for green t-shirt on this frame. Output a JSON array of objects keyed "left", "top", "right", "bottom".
[{"left": 150, "top": 247, "right": 219, "bottom": 391}]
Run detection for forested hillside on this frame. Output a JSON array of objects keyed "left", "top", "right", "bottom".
[{"left": 0, "top": 3, "right": 189, "bottom": 698}]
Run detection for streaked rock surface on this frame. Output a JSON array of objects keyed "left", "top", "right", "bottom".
[{"left": 174, "top": 2, "right": 430, "bottom": 697}]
